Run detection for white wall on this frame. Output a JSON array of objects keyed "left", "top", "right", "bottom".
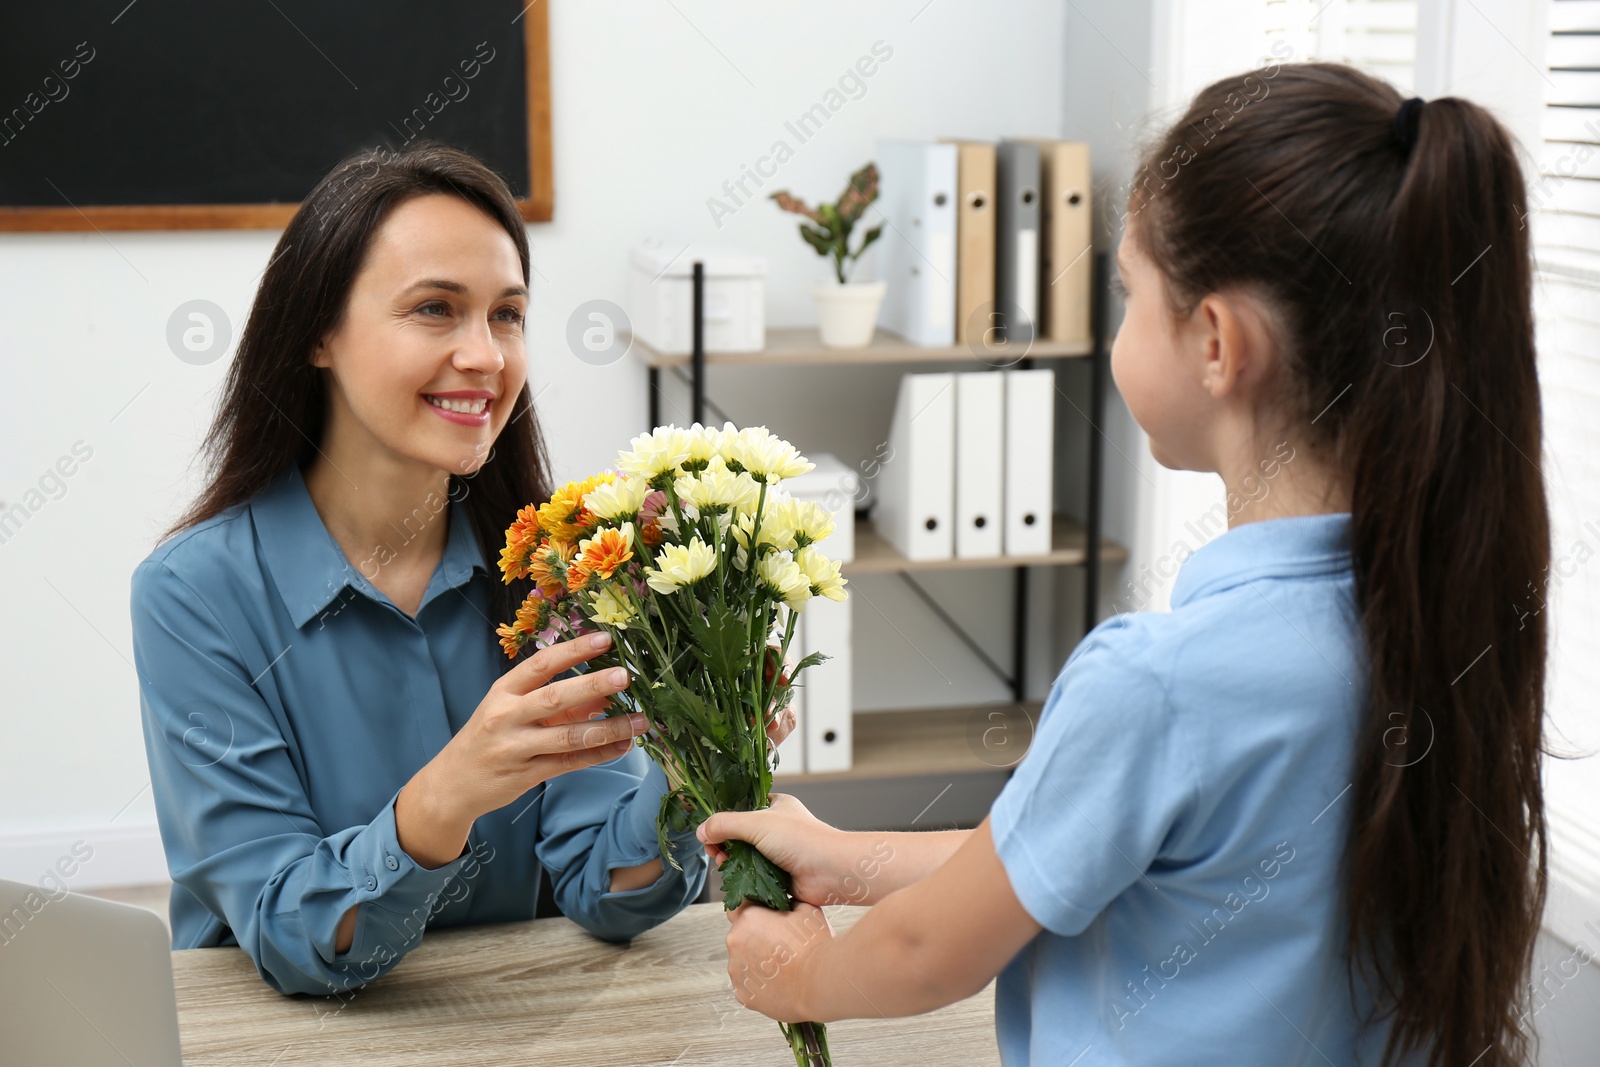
[{"left": 0, "top": 0, "right": 1078, "bottom": 886}]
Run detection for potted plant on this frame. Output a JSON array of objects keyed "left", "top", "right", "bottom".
[{"left": 770, "top": 162, "right": 885, "bottom": 348}]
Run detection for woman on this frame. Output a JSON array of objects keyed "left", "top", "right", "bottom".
[{"left": 130, "top": 141, "right": 790, "bottom": 997}]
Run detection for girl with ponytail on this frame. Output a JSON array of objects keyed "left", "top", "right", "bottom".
[{"left": 699, "top": 62, "right": 1549, "bottom": 1067}]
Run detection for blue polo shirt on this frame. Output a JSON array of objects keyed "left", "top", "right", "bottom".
[
  {"left": 129, "top": 462, "right": 705, "bottom": 996},
  {"left": 990, "top": 512, "right": 1417, "bottom": 1065}
]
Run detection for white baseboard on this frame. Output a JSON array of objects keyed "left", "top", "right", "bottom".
[{"left": 0, "top": 823, "right": 169, "bottom": 891}]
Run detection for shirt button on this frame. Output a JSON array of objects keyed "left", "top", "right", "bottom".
[
  {"left": 365, "top": 875, "right": 378, "bottom": 891},
  {"left": 385, "top": 853, "right": 399, "bottom": 871}
]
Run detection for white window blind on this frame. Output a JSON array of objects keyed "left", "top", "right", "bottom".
[
  {"left": 1532, "top": 0, "right": 1600, "bottom": 924},
  {"left": 1262, "top": 0, "right": 1419, "bottom": 90}
]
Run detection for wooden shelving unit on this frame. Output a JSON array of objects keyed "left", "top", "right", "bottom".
[
  {"left": 847, "top": 512, "right": 1127, "bottom": 575},
  {"left": 774, "top": 702, "right": 1045, "bottom": 784},
  {"left": 636, "top": 257, "right": 1116, "bottom": 785},
  {"left": 629, "top": 325, "right": 1093, "bottom": 368}
]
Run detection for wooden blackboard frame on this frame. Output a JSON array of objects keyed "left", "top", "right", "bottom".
[{"left": 0, "top": 2, "right": 552, "bottom": 232}]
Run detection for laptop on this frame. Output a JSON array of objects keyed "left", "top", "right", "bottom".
[{"left": 0, "top": 877, "right": 184, "bottom": 1066}]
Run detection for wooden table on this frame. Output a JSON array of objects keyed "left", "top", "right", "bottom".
[{"left": 172, "top": 903, "right": 999, "bottom": 1066}]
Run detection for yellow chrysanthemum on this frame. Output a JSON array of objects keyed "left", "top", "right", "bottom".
[
  {"left": 587, "top": 584, "right": 637, "bottom": 628},
  {"left": 617, "top": 427, "right": 693, "bottom": 482},
  {"left": 732, "top": 503, "right": 797, "bottom": 553},
  {"left": 786, "top": 498, "right": 836, "bottom": 547},
  {"left": 645, "top": 538, "right": 718, "bottom": 594},
  {"left": 538, "top": 473, "right": 615, "bottom": 540},
  {"left": 583, "top": 476, "right": 650, "bottom": 521},
  {"left": 758, "top": 551, "right": 812, "bottom": 610},
  {"left": 675, "top": 454, "right": 760, "bottom": 513},
  {"left": 725, "top": 425, "right": 814, "bottom": 483},
  {"left": 795, "top": 545, "right": 848, "bottom": 602}
]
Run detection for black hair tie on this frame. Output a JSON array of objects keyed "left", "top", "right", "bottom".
[{"left": 1394, "top": 96, "right": 1425, "bottom": 153}]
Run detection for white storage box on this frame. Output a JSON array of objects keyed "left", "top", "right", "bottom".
[
  {"left": 782, "top": 452, "right": 859, "bottom": 562},
  {"left": 627, "top": 241, "right": 766, "bottom": 355}
]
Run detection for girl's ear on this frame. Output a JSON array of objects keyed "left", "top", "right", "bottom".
[
  {"left": 1197, "top": 290, "right": 1275, "bottom": 403},
  {"left": 1195, "top": 292, "right": 1243, "bottom": 400}
]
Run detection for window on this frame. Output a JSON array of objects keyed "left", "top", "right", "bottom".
[{"left": 1530, "top": 0, "right": 1600, "bottom": 943}]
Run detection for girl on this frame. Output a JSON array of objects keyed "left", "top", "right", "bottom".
[
  {"left": 700, "top": 63, "right": 1550, "bottom": 1066},
  {"left": 129, "top": 142, "right": 794, "bottom": 996}
]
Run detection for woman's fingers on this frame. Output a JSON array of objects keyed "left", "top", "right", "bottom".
[
  {"left": 529, "top": 732, "right": 639, "bottom": 778},
  {"left": 524, "top": 665, "right": 631, "bottom": 726},
  {"left": 538, "top": 692, "right": 619, "bottom": 729},
  {"left": 503, "top": 631, "right": 615, "bottom": 696}
]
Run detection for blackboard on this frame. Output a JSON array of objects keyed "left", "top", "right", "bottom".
[{"left": 0, "top": 0, "right": 552, "bottom": 230}]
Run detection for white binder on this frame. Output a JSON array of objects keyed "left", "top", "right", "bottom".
[
  {"left": 954, "top": 371, "right": 1004, "bottom": 558},
  {"left": 1003, "top": 368, "right": 1054, "bottom": 556},
  {"left": 800, "top": 591, "right": 853, "bottom": 774},
  {"left": 874, "top": 372, "right": 955, "bottom": 561},
  {"left": 875, "top": 138, "right": 958, "bottom": 347}
]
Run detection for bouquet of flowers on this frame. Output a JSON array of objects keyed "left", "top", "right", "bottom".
[{"left": 495, "top": 422, "right": 848, "bottom": 1066}]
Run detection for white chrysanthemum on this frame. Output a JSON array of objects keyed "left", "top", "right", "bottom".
[
  {"left": 796, "top": 545, "right": 848, "bottom": 602},
  {"left": 758, "top": 551, "right": 812, "bottom": 610},
  {"left": 725, "top": 425, "right": 814, "bottom": 483},
  {"left": 675, "top": 454, "right": 760, "bottom": 513},
  {"left": 587, "top": 584, "right": 637, "bottom": 628},
  {"left": 583, "top": 476, "right": 650, "bottom": 521},
  {"left": 617, "top": 427, "right": 693, "bottom": 481},
  {"left": 645, "top": 538, "right": 717, "bottom": 594}
]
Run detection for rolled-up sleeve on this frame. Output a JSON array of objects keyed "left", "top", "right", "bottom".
[
  {"left": 131, "top": 559, "right": 469, "bottom": 996},
  {"left": 535, "top": 747, "right": 707, "bottom": 942}
]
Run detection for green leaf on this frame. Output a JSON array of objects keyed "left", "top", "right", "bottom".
[
  {"left": 851, "top": 224, "right": 883, "bottom": 262},
  {"left": 688, "top": 600, "right": 747, "bottom": 682},
  {"left": 792, "top": 650, "right": 830, "bottom": 674},
  {"left": 657, "top": 786, "right": 697, "bottom": 871},
  {"left": 717, "top": 840, "right": 792, "bottom": 912},
  {"left": 799, "top": 222, "right": 833, "bottom": 258}
]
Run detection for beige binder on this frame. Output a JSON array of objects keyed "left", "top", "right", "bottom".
[
  {"left": 942, "top": 140, "right": 996, "bottom": 344},
  {"left": 1022, "top": 139, "right": 1092, "bottom": 345}
]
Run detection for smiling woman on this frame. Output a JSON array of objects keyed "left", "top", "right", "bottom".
[{"left": 126, "top": 141, "right": 745, "bottom": 997}]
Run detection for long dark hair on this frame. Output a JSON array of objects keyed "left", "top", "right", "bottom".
[
  {"left": 1128, "top": 63, "right": 1550, "bottom": 1065},
  {"left": 163, "top": 140, "right": 551, "bottom": 664}
]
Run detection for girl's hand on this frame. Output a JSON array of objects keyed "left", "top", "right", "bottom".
[
  {"left": 397, "top": 632, "right": 646, "bottom": 867},
  {"left": 726, "top": 900, "right": 834, "bottom": 1022},
  {"left": 697, "top": 794, "right": 855, "bottom": 907}
]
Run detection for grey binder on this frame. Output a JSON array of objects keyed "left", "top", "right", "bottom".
[{"left": 996, "top": 140, "right": 1042, "bottom": 346}]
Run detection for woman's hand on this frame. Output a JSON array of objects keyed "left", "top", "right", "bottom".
[
  {"left": 726, "top": 900, "right": 833, "bottom": 1022},
  {"left": 697, "top": 794, "right": 860, "bottom": 907},
  {"left": 395, "top": 631, "right": 646, "bottom": 869}
]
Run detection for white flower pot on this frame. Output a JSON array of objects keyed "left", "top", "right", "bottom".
[{"left": 812, "top": 280, "right": 886, "bottom": 348}]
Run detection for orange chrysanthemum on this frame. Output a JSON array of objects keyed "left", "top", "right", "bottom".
[
  {"left": 528, "top": 540, "right": 576, "bottom": 600},
  {"left": 497, "top": 590, "right": 552, "bottom": 659},
  {"left": 566, "top": 558, "right": 593, "bottom": 593},
  {"left": 640, "top": 519, "right": 664, "bottom": 547},
  {"left": 499, "top": 504, "right": 545, "bottom": 583},
  {"left": 580, "top": 527, "right": 633, "bottom": 580}
]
